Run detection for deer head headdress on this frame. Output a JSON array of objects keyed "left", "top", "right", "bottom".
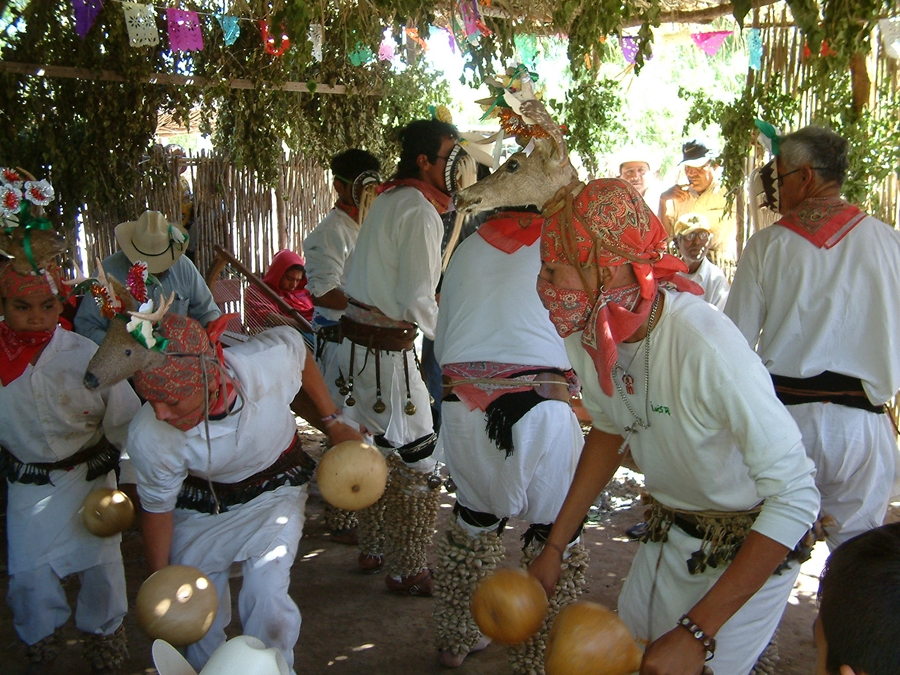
[
  {"left": 454, "top": 66, "right": 579, "bottom": 215},
  {"left": 83, "top": 260, "right": 176, "bottom": 390}
]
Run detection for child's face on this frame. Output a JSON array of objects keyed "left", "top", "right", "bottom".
[{"left": 2, "top": 292, "right": 62, "bottom": 333}]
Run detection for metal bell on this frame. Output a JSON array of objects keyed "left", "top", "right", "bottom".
[
  {"left": 345, "top": 395, "right": 356, "bottom": 407},
  {"left": 427, "top": 473, "right": 443, "bottom": 490},
  {"left": 373, "top": 398, "right": 386, "bottom": 414},
  {"left": 338, "top": 384, "right": 350, "bottom": 396},
  {"left": 444, "top": 477, "right": 457, "bottom": 493},
  {"left": 404, "top": 400, "right": 417, "bottom": 416},
  {"left": 335, "top": 374, "right": 346, "bottom": 389}
]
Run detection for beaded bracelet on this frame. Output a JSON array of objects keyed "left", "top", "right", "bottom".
[
  {"left": 677, "top": 614, "right": 716, "bottom": 661},
  {"left": 321, "top": 412, "right": 342, "bottom": 427}
]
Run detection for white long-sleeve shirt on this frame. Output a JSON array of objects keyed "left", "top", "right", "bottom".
[
  {"left": 0, "top": 328, "right": 141, "bottom": 575},
  {"left": 568, "top": 290, "right": 819, "bottom": 550},
  {"left": 303, "top": 207, "right": 360, "bottom": 323},
  {"left": 725, "top": 214, "right": 900, "bottom": 405},
  {"left": 344, "top": 186, "right": 442, "bottom": 339},
  {"left": 435, "top": 234, "right": 571, "bottom": 369}
]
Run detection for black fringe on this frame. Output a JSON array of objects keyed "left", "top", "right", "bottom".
[
  {"left": 176, "top": 447, "right": 317, "bottom": 515},
  {"left": 484, "top": 390, "right": 544, "bottom": 458},
  {"left": 0, "top": 442, "right": 119, "bottom": 486}
]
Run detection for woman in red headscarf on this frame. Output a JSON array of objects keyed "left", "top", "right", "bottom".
[{"left": 245, "top": 249, "right": 315, "bottom": 332}]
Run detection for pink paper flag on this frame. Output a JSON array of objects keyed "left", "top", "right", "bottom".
[
  {"left": 690, "top": 31, "right": 732, "bottom": 56},
  {"left": 378, "top": 35, "right": 396, "bottom": 62},
  {"left": 167, "top": 8, "right": 203, "bottom": 51}
]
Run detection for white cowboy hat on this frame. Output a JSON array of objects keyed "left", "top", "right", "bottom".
[
  {"left": 152, "top": 636, "right": 290, "bottom": 675},
  {"left": 608, "top": 145, "right": 659, "bottom": 176},
  {"left": 115, "top": 210, "right": 188, "bottom": 274}
]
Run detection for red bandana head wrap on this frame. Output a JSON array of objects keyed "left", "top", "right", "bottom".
[
  {"left": 0, "top": 261, "right": 62, "bottom": 300},
  {"left": 132, "top": 313, "right": 235, "bottom": 430},
  {"left": 0, "top": 263, "right": 62, "bottom": 385},
  {"left": 539, "top": 178, "right": 702, "bottom": 396}
]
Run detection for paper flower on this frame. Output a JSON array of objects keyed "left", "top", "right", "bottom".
[
  {"left": 168, "top": 224, "right": 186, "bottom": 245},
  {"left": 23, "top": 179, "right": 54, "bottom": 206},
  {"left": 0, "top": 184, "right": 22, "bottom": 216},
  {"left": 126, "top": 261, "right": 150, "bottom": 303},
  {"left": 1, "top": 168, "right": 24, "bottom": 188},
  {"left": 126, "top": 302, "right": 158, "bottom": 350}
]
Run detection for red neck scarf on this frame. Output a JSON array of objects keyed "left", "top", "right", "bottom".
[
  {"left": 335, "top": 200, "right": 359, "bottom": 223},
  {"left": 776, "top": 197, "right": 865, "bottom": 249},
  {"left": 0, "top": 321, "right": 56, "bottom": 386},
  {"left": 478, "top": 211, "right": 544, "bottom": 254},
  {"left": 377, "top": 178, "right": 453, "bottom": 215},
  {"left": 541, "top": 179, "right": 703, "bottom": 396}
]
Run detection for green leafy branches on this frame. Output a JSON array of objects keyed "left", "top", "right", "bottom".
[{"left": 550, "top": 72, "right": 625, "bottom": 178}]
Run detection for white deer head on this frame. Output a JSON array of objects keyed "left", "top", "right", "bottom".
[{"left": 454, "top": 98, "right": 579, "bottom": 214}]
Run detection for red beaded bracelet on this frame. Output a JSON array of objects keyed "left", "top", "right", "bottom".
[{"left": 677, "top": 614, "right": 716, "bottom": 661}]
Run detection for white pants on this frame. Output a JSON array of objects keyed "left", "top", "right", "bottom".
[
  {"left": 7, "top": 561, "right": 127, "bottom": 645},
  {"left": 171, "top": 486, "right": 307, "bottom": 672},
  {"left": 619, "top": 525, "right": 799, "bottom": 675},
  {"left": 438, "top": 399, "right": 583, "bottom": 524},
  {"left": 789, "top": 402, "right": 896, "bottom": 549},
  {"left": 338, "top": 342, "right": 434, "bottom": 448}
]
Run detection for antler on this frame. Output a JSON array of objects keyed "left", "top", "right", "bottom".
[
  {"left": 128, "top": 291, "right": 174, "bottom": 323},
  {"left": 520, "top": 99, "right": 569, "bottom": 167}
]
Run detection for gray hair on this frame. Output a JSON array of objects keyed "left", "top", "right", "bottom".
[{"left": 779, "top": 126, "right": 849, "bottom": 186}]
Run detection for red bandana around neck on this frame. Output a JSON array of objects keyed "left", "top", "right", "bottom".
[
  {"left": 377, "top": 178, "right": 453, "bottom": 215},
  {"left": 0, "top": 320, "right": 56, "bottom": 385},
  {"left": 776, "top": 197, "right": 865, "bottom": 249},
  {"left": 477, "top": 211, "right": 544, "bottom": 254},
  {"left": 335, "top": 200, "right": 360, "bottom": 223}
]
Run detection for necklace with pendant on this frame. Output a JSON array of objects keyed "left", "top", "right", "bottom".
[{"left": 612, "top": 292, "right": 661, "bottom": 454}]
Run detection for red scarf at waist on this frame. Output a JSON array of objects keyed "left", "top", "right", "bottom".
[
  {"left": 477, "top": 211, "right": 544, "bottom": 254},
  {"left": 776, "top": 197, "right": 865, "bottom": 249}
]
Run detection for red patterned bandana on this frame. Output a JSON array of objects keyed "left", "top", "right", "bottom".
[
  {"left": 478, "top": 211, "right": 544, "bottom": 254},
  {"left": 776, "top": 197, "right": 865, "bottom": 249},
  {"left": 0, "top": 262, "right": 62, "bottom": 299},
  {"left": 540, "top": 179, "right": 702, "bottom": 396},
  {"left": 132, "top": 314, "right": 226, "bottom": 429},
  {"left": 335, "top": 200, "right": 360, "bottom": 223},
  {"left": 0, "top": 320, "right": 55, "bottom": 385},
  {"left": 377, "top": 178, "right": 453, "bottom": 215}
]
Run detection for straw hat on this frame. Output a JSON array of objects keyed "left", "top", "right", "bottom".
[
  {"left": 115, "top": 210, "right": 188, "bottom": 274},
  {"left": 152, "top": 636, "right": 290, "bottom": 675}
]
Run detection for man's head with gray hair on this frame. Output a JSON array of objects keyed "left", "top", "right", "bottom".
[
  {"left": 776, "top": 126, "right": 849, "bottom": 213},
  {"left": 779, "top": 126, "right": 849, "bottom": 186}
]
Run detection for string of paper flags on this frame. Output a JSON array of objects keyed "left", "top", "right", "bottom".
[{"left": 70, "top": 0, "right": 900, "bottom": 65}]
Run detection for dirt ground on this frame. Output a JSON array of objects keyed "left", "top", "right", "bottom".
[{"left": 0, "top": 425, "right": 851, "bottom": 675}]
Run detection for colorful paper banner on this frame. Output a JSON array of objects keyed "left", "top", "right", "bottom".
[
  {"left": 122, "top": 2, "right": 159, "bottom": 48},
  {"left": 72, "top": 0, "right": 103, "bottom": 39},
  {"left": 748, "top": 28, "right": 762, "bottom": 70},
  {"left": 215, "top": 14, "right": 240, "bottom": 47},
  {"left": 690, "top": 31, "right": 732, "bottom": 56},
  {"left": 167, "top": 8, "right": 203, "bottom": 51}
]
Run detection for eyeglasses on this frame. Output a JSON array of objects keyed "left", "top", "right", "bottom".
[
  {"left": 434, "top": 155, "right": 451, "bottom": 163},
  {"left": 680, "top": 230, "right": 711, "bottom": 243},
  {"left": 777, "top": 166, "right": 835, "bottom": 185}
]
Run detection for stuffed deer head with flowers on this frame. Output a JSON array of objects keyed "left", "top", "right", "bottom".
[
  {"left": 83, "top": 260, "right": 174, "bottom": 390},
  {"left": 454, "top": 71, "right": 578, "bottom": 215}
]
